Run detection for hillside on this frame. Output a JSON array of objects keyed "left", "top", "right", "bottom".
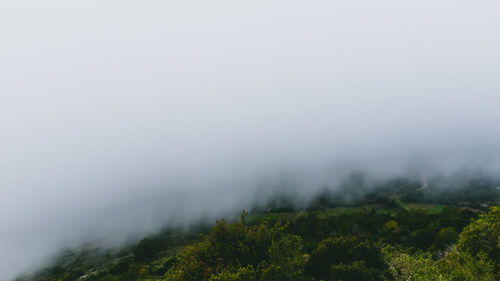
[{"left": 15, "top": 178, "right": 500, "bottom": 281}]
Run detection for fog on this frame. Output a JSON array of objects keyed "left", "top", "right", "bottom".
[{"left": 1, "top": 1, "right": 500, "bottom": 280}]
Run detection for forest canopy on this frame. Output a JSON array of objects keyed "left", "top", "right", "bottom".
[{"left": 18, "top": 202, "right": 499, "bottom": 281}]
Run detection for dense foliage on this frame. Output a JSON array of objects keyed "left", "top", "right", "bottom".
[
  {"left": 17, "top": 205, "right": 499, "bottom": 281},
  {"left": 15, "top": 178, "right": 500, "bottom": 281}
]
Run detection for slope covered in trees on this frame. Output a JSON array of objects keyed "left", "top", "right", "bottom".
[{"left": 15, "top": 178, "right": 500, "bottom": 281}]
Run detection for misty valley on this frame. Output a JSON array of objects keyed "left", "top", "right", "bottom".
[{"left": 15, "top": 175, "right": 500, "bottom": 281}]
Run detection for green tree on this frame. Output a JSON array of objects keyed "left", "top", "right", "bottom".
[
  {"left": 433, "top": 227, "right": 458, "bottom": 250},
  {"left": 330, "top": 260, "right": 383, "bottom": 281},
  {"left": 260, "top": 234, "right": 307, "bottom": 281},
  {"left": 439, "top": 247, "right": 496, "bottom": 281},
  {"left": 209, "top": 265, "right": 258, "bottom": 281},
  {"left": 456, "top": 206, "right": 499, "bottom": 262},
  {"left": 305, "top": 236, "right": 384, "bottom": 280},
  {"left": 384, "top": 247, "right": 448, "bottom": 281}
]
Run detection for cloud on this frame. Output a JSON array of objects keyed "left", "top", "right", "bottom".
[{"left": 1, "top": 1, "right": 500, "bottom": 280}]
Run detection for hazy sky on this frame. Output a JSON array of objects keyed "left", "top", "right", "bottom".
[{"left": 1, "top": 1, "right": 500, "bottom": 280}]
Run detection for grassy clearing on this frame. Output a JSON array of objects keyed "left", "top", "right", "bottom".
[
  {"left": 397, "top": 201, "right": 446, "bottom": 214},
  {"left": 250, "top": 204, "right": 398, "bottom": 223}
]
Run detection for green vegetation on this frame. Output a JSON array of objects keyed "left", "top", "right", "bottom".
[
  {"left": 15, "top": 177, "right": 500, "bottom": 281},
  {"left": 16, "top": 205, "right": 499, "bottom": 281},
  {"left": 397, "top": 201, "right": 447, "bottom": 214}
]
